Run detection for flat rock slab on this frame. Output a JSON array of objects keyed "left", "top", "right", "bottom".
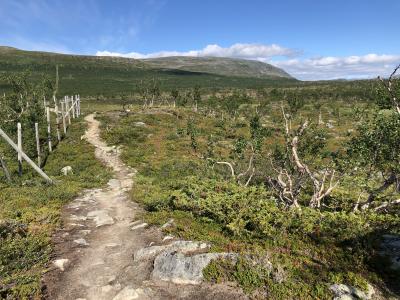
[
  {"left": 87, "top": 210, "right": 114, "bottom": 227},
  {"left": 152, "top": 251, "right": 236, "bottom": 285}
]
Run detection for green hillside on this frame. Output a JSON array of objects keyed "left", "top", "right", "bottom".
[{"left": 0, "top": 46, "right": 296, "bottom": 96}]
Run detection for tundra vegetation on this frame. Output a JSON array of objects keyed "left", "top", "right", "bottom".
[{"left": 0, "top": 65, "right": 399, "bottom": 298}]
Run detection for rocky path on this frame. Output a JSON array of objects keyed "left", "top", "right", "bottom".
[{"left": 43, "top": 113, "right": 245, "bottom": 300}]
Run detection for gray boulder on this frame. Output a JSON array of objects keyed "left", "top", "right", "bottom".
[
  {"left": 61, "top": 166, "right": 73, "bottom": 175},
  {"left": 330, "top": 283, "right": 375, "bottom": 300}
]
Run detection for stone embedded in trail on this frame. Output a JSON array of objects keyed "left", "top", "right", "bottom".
[
  {"left": 79, "top": 229, "right": 91, "bottom": 236},
  {"left": 53, "top": 258, "right": 70, "bottom": 271},
  {"left": 107, "top": 178, "right": 120, "bottom": 189},
  {"left": 134, "top": 240, "right": 210, "bottom": 262},
  {"left": 131, "top": 222, "right": 148, "bottom": 230},
  {"left": 87, "top": 209, "right": 114, "bottom": 227},
  {"left": 152, "top": 251, "right": 237, "bottom": 285},
  {"left": 162, "top": 235, "right": 174, "bottom": 242},
  {"left": 112, "top": 286, "right": 139, "bottom": 300},
  {"left": 74, "top": 238, "right": 89, "bottom": 246},
  {"left": 105, "top": 243, "right": 121, "bottom": 249},
  {"left": 70, "top": 215, "right": 87, "bottom": 221},
  {"left": 68, "top": 223, "right": 85, "bottom": 227},
  {"left": 129, "top": 220, "right": 142, "bottom": 226}
]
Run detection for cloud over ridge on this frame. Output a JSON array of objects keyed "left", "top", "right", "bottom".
[{"left": 96, "top": 43, "right": 299, "bottom": 59}]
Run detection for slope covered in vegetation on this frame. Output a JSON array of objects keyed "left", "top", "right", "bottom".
[{"left": 0, "top": 46, "right": 296, "bottom": 96}]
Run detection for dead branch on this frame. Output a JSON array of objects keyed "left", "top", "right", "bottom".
[
  {"left": 374, "top": 199, "right": 400, "bottom": 211},
  {"left": 237, "top": 144, "right": 255, "bottom": 180},
  {"left": 213, "top": 143, "right": 256, "bottom": 186},
  {"left": 215, "top": 161, "right": 236, "bottom": 178},
  {"left": 361, "top": 172, "right": 397, "bottom": 210}
]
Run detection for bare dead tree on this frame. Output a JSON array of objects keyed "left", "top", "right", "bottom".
[
  {"left": 266, "top": 106, "right": 339, "bottom": 209},
  {"left": 378, "top": 63, "right": 400, "bottom": 114}
]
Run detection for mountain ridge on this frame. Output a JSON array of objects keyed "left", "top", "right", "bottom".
[
  {"left": 0, "top": 46, "right": 294, "bottom": 80},
  {"left": 140, "top": 56, "right": 293, "bottom": 79}
]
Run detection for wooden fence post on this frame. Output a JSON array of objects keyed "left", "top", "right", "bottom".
[
  {"left": 75, "top": 95, "right": 79, "bottom": 117},
  {"left": 54, "top": 96, "right": 61, "bottom": 142},
  {"left": 35, "top": 122, "right": 41, "bottom": 167},
  {"left": 46, "top": 107, "right": 52, "bottom": 152},
  {"left": 66, "top": 96, "right": 71, "bottom": 125},
  {"left": 17, "top": 122, "right": 22, "bottom": 176},
  {"left": 61, "top": 101, "right": 67, "bottom": 135},
  {"left": 77, "top": 95, "right": 81, "bottom": 117},
  {"left": 0, "top": 128, "right": 53, "bottom": 183},
  {"left": 71, "top": 95, "right": 76, "bottom": 119}
]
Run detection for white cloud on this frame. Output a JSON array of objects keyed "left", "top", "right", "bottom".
[
  {"left": 96, "top": 43, "right": 299, "bottom": 60},
  {"left": 271, "top": 54, "right": 400, "bottom": 80}
]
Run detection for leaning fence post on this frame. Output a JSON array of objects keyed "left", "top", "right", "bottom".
[
  {"left": 17, "top": 122, "right": 22, "bottom": 176},
  {"left": 46, "top": 107, "right": 52, "bottom": 152},
  {"left": 0, "top": 128, "right": 53, "bottom": 183},
  {"left": 35, "top": 122, "right": 41, "bottom": 167}
]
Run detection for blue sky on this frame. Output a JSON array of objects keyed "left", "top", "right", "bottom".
[{"left": 0, "top": 0, "right": 399, "bottom": 80}]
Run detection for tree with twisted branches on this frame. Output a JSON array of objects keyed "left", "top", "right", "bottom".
[{"left": 266, "top": 105, "right": 338, "bottom": 209}]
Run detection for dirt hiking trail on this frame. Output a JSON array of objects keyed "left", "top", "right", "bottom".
[{"left": 43, "top": 113, "right": 245, "bottom": 300}]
